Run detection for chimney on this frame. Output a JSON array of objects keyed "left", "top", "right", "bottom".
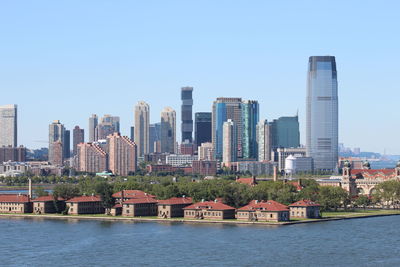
[
  {"left": 28, "top": 178, "right": 32, "bottom": 199},
  {"left": 182, "top": 195, "right": 186, "bottom": 198},
  {"left": 255, "top": 200, "right": 258, "bottom": 204},
  {"left": 201, "top": 199, "right": 205, "bottom": 203},
  {"left": 121, "top": 190, "right": 125, "bottom": 204},
  {"left": 214, "top": 199, "right": 217, "bottom": 203},
  {"left": 273, "top": 166, "right": 278, "bottom": 182}
]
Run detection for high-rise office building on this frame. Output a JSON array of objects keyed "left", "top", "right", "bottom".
[
  {"left": 242, "top": 100, "right": 259, "bottom": 160},
  {"left": 222, "top": 119, "right": 237, "bottom": 164},
  {"left": 306, "top": 56, "right": 338, "bottom": 172},
  {"left": 88, "top": 114, "right": 98, "bottom": 142},
  {"left": 160, "top": 107, "right": 176, "bottom": 154},
  {"left": 212, "top": 98, "right": 242, "bottom": 160},
  {"left": 107, "top": 133, "right": 137, "bottom": 176},
  {"left": 149, "top": 123, "right": 161, "bottom": 153},
  {"left": 77, "top": 143, "right": 107, "bottom": 173},
  {"left": 134, "top": 101, "right": 150, "bottom": 157},
  {"left": 257, "top": 119, "right": 272, "bottom": 162},
  {"left": 181, "top": 87, "right": 193, "bottom": 143},
  {"left": 48, "top": 120, "right": 65, "bottom": 165},
  {"left": 194, "top": 112, "right": 212, "bottom": 149},
  {"left": 73, "top": 126, "right": 85, "bottom": 156},
  {"left": 64, "top": 130, "right": 70, "bottom": 159},
  {"left": 270, "top": 116, "right": 300, "bottom": 149},
  {"left": 0, "top": 104, "right": 17, "bottom": 147}
]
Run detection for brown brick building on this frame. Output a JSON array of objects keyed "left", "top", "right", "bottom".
[
  {"left": 0, "top": 194, "right": 32, "bottom": 214},
  {"left": 112, "top": 190, "right": 155, "bottom": 204},
  {"left": 66, "top": 195, "right": 104, "bottom": 215},
  {"left": 158, "top": 197, "right": 193, "bottom": 218},
  {"left": 122, "top": 197, "right": 158, "bottom": 217},
  {"left": 108, "top": 133, "right": 137, "bottom": 176},
  {"left": 289, "top": 200, "right": 320, "bottom": 219},
  {"left": 77, "top": 143, "right": 107, "bottom": 173},
  {"left": 32, "top": 196, "right": 66, "bottom": 214},
  {"left": 237, "top": 200, "right": 290, "bottom": 222},
  {"left": 192, "top": 160, "right": 217, "bottom": 176},
  {"left": 183, "top": 200, "right": 236, "bottom": 220}
]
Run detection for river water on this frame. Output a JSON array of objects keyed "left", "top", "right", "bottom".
[{"left": 0, "top": 216, "right": 399, "bottom": 267}]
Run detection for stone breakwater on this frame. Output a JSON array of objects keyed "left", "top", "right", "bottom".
[{"left": 1, "top": 212, "right": 400, "bottom": 226}]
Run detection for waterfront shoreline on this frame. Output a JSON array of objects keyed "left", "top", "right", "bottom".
[{"left": 1, "top": 212, "right": 400, "bottom": 226}]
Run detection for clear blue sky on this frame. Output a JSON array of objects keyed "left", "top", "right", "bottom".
[{"left": 1, "top": 1, "right": 399, "bottom": 153}]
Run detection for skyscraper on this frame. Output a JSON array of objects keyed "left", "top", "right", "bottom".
[
  {"left": 306, "top": 56, "right": 338, "bottom": 172},
  {"left": 241, "top": 100, "right": 259, "bottom": 159},
  {"left": 88, "top": 114, "right": 98, "bottom": 142},
  {"left": 95, "top": 114, "right": 120, "bottom": 140},
  {"left": 77, "top": 142, "right": 107, "bottom": 173},
  {"left": 0, "top": 104, "right": 17, "bottom": 147},
  {"left": 194, "top": 112, "right": 212, "bottom": 149},
  {"left": 48, "top": 120, "right": 65, "bottom": 165},
  {"left": 270, "top": 116, "right": 300, "bottom": 149},
  {"left": 222, "top": 119, "right": 237, "bottom": 164},
  {"left": 212, "top": 97, "right": 242, "bottom": 160},
  {"left": 107, "top": 132, "right": 137, "bottom": 176},
  {"left": 160, "top": 107, "right": 176, "bottom": 154},
  {"left": 181, "top": 87, "right": 193, "bottom": 143},
  {"left": 149, "top": 122, "right": 161, "bottom": 153},
  {"left": 73, "top": 126, "right": 85, "bottom": 156},
  {"left": 101, "top": 114, "right": 120, "bottom": 133},
  {"left": 134, "top": 101, "right": 150, "bottom": 157},
  {"left": 64, "top": 130, "right": 70, "bottom": 159},
  {"left": 257, "top": 119, "right": 272, "bottom": 162}
]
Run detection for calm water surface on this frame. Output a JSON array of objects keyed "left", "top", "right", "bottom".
[{"left": 1, "top": 216, "right": 399, "bottom": 267}]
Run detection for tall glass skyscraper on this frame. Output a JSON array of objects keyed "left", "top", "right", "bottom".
[
  {"left": 194, "top": 112, "right": 212, "bottom": 148},
  {"left": 241, "top": 100, "right": 259, "bottom": 159},
  {"left": 270, "top": 116, "right": 300, "bottom": 149},
  {"left": 212, "top": 98, "right": 242, "bottom": 160},
  {"left": 306, "top": 56, "right": 338, "bottom": 172},
  {"left": 181, "top": 87, "right": 193, "bottom": 143}
]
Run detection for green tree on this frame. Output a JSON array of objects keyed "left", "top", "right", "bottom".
[
  {"left": 354, "top": 195, "right": 371, "bottom": 210},
  {"left": 318, "top": 186, "right": 349, "bottom": 211},
  {"left": 34, "top": 187, "right": 49, "bottom": 197},
  {"left": 53, "top": 184, "right": 80, "bottom": 200}
]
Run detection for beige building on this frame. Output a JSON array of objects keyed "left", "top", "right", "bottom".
[
  {"left": 157, "top": 197, "right": 193, "bottom": 218},
  {"left": 32, "top": 195, "right": 65, "bottom": 214},
  {"left": 77, "top": 143, "right": 107, "bottom": 173},
  {"left": 0, "top": 104, "right": 18, "bottom": 147},
  {"left": 222, "top": 119, "right": 237, "bottom": 165},
  {"left": 66, "top": 195, "right": 104, "bottom": 215},
  {"left": 134, "top": 101, "right": 150, "bottom": 157},
  {"left": 183, "top": 200, "right": 236, "bottom": 220},
  {"left": 237, "top": 200, "right": 289, "bottom": 222},
  {"left": 122, "top": 197, "right": 158, "bottom": 217},
  {"left": 108, "top": 133, "right": 137, "bottom": 176},
  {"left": 160, "top": 107, "right": 176, "bottom": 154},
  {"left": 198, "top": 142, "right": 214, "bottom": 161},
  {"left": 0, "top": 194, "right": 32, "bottom": 214},
  {"left": 289, "top": 200, "right": 320, "bottom": 219}
]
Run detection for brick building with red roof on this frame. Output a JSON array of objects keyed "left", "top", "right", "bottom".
[
  {"left": 32, "top": 195, "right": 65, "bottom": 214},
  {"left": 66, "top": 195, "right": 104, "bottom": 215},
  {"left": 183, "top": 200, "right": 236, "bottom": 220},
  {"left": 235, "top": 176, "right": 257, "bottom": 186},
  {"left": 122, "top": 197, "right": 158, "bottom": 217},
  {"left": 157, "top": 196, "right": 193, "bottom": 218},
  {"left": 112, "top": 190, "right": 156, "bottom": 204},
  {"left": 0, "top": 194, "right": 32, "bottom": 214},
  {"left": 237, "top": 200, "right": 289, "bottom": 222},
  {"left": 289, "top": 200, "right": 320, "bottom": 219}
]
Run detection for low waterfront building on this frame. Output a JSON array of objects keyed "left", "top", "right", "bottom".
[
  {"left": 237, "top": 200, "right": 289, "bottom": 222},
  {"left": 112, "top": 190, "right": 156, "bottom": 204},
  {"left": 122, "top": 197, "right": 158, "bottom": 217},
  {"left": 183, "top": 200, "right": 236, "bottom": 220},
  {"left": 66, "top": 195, "right": 104, "bottom": 215},
  {"left": 110, "top": 204, "right": 122, "bottom": 216},
  {"left": 157, "top": 197, "right": 193, "bottom": 218},
  {"left": 32, "top": 196, "right": 65, "bottom": 214},
  {"left": 289, "top": 200, "right": 320, "bottom": 219},
  {"left": 0, "top": 194, "right": 32, "bottom": 214}
]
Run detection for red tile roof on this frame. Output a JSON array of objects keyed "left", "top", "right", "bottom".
[
  {"left": 112, "top": 190, "right": 155, "bottom": 199},
  {"left": 66, "top": 195, "right": 102, "bottom": 203},
  {"left": 183, "top": 201, "right": 235, "bottom": 211},
  {"left": 351, "top": 169, "right": 395, "bottom": 175},
  {"left": 236, "top": 177, "right": 257, "bottom": 186},
  {"left": 238, "top": 200, "right": 289, "bottom": 212},
  {"left": 123, "top": 197, "right": 159, "bottom": 204},
  {"left": 32, "top": 195, "right": 64, "bottom": 202},
  {"left": 289, "top": 181, "right": 303, "bottom": 191},
  {"left": 289, "top": 199, "right": 320, "bottom": 207},
  {"left": 0, "top": 194, "right": 30, "bottom": 203},
  {"left": 158, "top": 197, "right": 193, "bottom": 205}
]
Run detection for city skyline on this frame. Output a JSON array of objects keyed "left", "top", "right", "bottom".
[{"left": 1, "top": 1, "right": 399, "bottom": 153}]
